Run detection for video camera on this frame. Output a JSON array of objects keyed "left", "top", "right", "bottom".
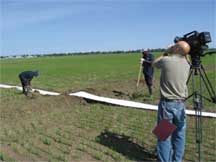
[{"left": 174, "top": 31, "right": 211, "bottom": 66}]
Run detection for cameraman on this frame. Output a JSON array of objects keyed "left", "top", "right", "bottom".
[{"left": 153, "top": 41, "right": 190, "bottom": 162}]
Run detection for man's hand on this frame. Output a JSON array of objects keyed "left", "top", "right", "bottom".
[
  {"left": 26, "top": 85, "right": 33, "bottom": 93},
  {"left": 166, "top": 43, "right": 175, "bottom": 49},
  {"left": 140, "top": 58, "right": 145, "bottom": 64}
]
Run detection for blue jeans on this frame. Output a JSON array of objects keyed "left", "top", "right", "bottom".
[{"left": 157, "top": 99, "right": 186, "bottom": 162}]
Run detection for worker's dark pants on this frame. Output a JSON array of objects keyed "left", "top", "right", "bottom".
[
  {"left": 19, "top": 76, "right": 29, "bottom": 95},
  {"left": 144, "top": 74, "right": 153, "bottom": 95}
]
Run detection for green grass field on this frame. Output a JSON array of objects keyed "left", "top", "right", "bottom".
[{"left": 0, "top": 53, "right": 216, "bottom": 162}]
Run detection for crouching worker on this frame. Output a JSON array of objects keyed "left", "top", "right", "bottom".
[{"left": 18, "top": 70, "right": 40, "bottom": 96}]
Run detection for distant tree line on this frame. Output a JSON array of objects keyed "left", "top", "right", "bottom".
[{"left": 1, "top": 48, "right": 215, "bottom": 59}]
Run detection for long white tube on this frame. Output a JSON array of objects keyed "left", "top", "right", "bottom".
[{"left": 0, "top": 84, "right": 215, "bottom": 118}]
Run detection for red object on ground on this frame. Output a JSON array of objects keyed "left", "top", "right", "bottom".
[{"left": 152, "top": 119, "right": 177, "bottom": 141}]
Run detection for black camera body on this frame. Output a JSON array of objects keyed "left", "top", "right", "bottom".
[{"left": 174, "top": 31, "right": 211, "bottom": 66}]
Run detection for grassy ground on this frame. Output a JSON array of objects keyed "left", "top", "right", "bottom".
[{"left": 0, "top": 53, "right": 216, "bottom": 162}]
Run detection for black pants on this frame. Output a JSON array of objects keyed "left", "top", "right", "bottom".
[
  {"left": 144, "top": 74, "right": 153, "bottom": 95},
  {"left": 19, "top": 76, "right": 29, "bottom": 95}
]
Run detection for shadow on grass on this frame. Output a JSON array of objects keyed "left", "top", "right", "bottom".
[{"left": 96, "top": 130, "right": 157, "bottom": 161}]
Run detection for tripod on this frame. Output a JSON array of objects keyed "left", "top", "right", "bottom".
[{"left": 186, "top": 63, "right": 216, "bottom": 162}]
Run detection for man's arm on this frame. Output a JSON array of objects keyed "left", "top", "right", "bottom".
[
  {"left": 141, "top": 54, "right": 154, "bottom": 64},
  {"left": 143, "top": 59, "right": 152, "bottom": 64},
  {"left": 185, "top": 54, "right": 191, "bottom": 65},
  {"left": 152, "top": 53, "right": 166, "bottom": 68}
]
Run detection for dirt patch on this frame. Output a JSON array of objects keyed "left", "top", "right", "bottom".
[{"left": 112, "top": 90, "right": 130, "bottom": 98}]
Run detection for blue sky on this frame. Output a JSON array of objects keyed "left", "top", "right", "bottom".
[{"left": 1, "top": 0, "right": 215, "bottom": 56}]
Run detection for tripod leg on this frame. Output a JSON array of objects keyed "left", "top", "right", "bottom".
[
  {"left": 187, "top": 67, "right": 193, "bottom": 84},
  {"left": 187, "top": 64, "right": 215, "bottom": 162},
  {"left": 191, "top": 69, "right": 203, "bottom": 162},
  {"left": 195, "top": 108, "right": 202, "bottom": 162}
]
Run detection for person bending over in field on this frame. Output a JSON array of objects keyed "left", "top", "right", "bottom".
[
  {"left": 140, "top": 48, "right": 155, "bottom": 97},
  {"left": 18, "top": 70, "right": 40, "bottom": 96}
]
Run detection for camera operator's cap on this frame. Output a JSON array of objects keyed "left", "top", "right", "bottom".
[{"left": 176, "top": 41, "right": 190, "bottom": 55}]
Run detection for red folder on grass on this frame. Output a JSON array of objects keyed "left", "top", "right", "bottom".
[{"left": 152, "top": 119, "right": 176, "bottom": 141}]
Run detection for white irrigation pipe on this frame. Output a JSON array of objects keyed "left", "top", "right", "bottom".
[
  {"left": 70, "top": 91, "right": 216, "bottom": 118},
  {"left": 0, "top": 84, "right": 215, "bottom": 118},
  {"left": 0, "top": 84, "right": 60, "bottom": 96}
]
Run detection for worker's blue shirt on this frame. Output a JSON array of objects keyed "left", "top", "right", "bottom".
[
  {"left": 142, "top": 53, "right": 154, "bottom": 77},
  {"left": 19, "top": 71, "right": 35, "bottom": 81}
]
